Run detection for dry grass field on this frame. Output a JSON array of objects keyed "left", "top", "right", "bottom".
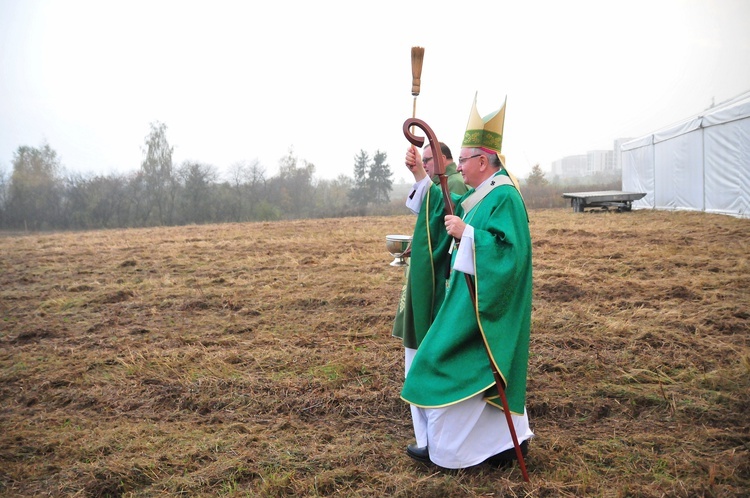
[{"left": 1, "top": 208, "right": 748, "bottom": 497}]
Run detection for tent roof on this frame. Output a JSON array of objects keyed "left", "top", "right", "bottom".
[
  {"left": 622, "top": 89, "right": 750, "bottom": 149},
  {"left": 702, "top": 91, "right": 750, "bottom": 127}
]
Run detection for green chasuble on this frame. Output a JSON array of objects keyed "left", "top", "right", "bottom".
[
  {"left": 392, "top": 164, "right": 467, "bottom": 348},
  {"left": 392, "top": 185, "right": 460, "bottom": 349},
  {"left": 400, "top": 171, "right": 532, "bottom": 414}
]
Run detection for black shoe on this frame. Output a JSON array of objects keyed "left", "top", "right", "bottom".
[
  {"left": 406, "top": 443, "right": 431, "bottom": 463},
  {"left": 484, "top": 440, "right": 529, "bottom": 467}
]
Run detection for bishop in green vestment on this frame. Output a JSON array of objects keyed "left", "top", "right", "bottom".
[
  {"left": 400, "top": 167, "right": 532, "bottom": 414},
  {"left": 400, "top": 94, "right": 534, "bottom": 469}
]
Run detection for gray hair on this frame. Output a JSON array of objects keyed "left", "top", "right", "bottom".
[{"left": 468, "top": 148, "right": 503, "bottom": 169}]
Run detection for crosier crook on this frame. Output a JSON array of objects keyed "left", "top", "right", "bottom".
[{"left": 402, "top": 117, "right": 531, "bottom": 483}]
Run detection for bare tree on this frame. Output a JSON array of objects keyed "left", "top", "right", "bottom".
[
  {"left": 227, "top": 159, "right": 267, "bottom": 221},
  {"left": 177, "top": 160, "right": 218, "bottom": 224},
  {"left": 274, "top": 147, "right": 315, "bottom": 218},
  {"left": 8, "top": 142, "right": 62, "bottom": 230},
  {"left": 313, "top": 174, "right": 354, "bottom": 218},
  {"left": 140, "top": 122, "right": 175, "bottom": 225},
  {"left": 0, "top": 163, "right": 8, "bottom": 227},
  {"left": 526, "top": 163, "right": 549, "bottom": 186}
]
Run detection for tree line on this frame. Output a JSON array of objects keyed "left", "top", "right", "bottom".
[
  {"left": 0, "top": 123, "right": 625, "bottom": 232},
  {"left": 0, "top": 122, "right": 396, "bottom": 231}
]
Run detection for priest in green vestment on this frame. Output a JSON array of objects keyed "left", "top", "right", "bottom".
[
  {"left": 392, "top": 142, "right": 467, "bottom": 350},
  {"left": 400, "top": 94, "right": 534, "bottom": 469}
]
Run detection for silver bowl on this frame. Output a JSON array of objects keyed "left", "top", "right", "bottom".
[{"left": 386, "top": 234, "right": 412, "bottom": 267}]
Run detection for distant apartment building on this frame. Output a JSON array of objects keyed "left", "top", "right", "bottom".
[
  {"left": 587, "top": 150, "right": 614, "bottom": 174},
  {"left": 550, "top": 137, "right": 631, "bottom": 181},
  {"left": 551, "top": 154, "right": 587, "bottom": 178}
]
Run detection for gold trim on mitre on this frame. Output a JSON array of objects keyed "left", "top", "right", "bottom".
[{"left": 461, "top": 93, "right": 506, "bottom": 154}]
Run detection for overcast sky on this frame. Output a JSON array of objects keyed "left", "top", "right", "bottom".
[{"left": 1, "top": 0, "right": 749, "bottom": 183}]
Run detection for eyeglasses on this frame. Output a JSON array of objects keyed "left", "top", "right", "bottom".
[
  {"left": 422, "top": 157, "right": 433, "bottom": 165},
  {"left": 458, "top": 154, "right": 482, "bottom": 165}
]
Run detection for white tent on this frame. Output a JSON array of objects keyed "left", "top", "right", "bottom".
[{"left": 621, "top": 90, "right": 750, "bottom": 218}]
